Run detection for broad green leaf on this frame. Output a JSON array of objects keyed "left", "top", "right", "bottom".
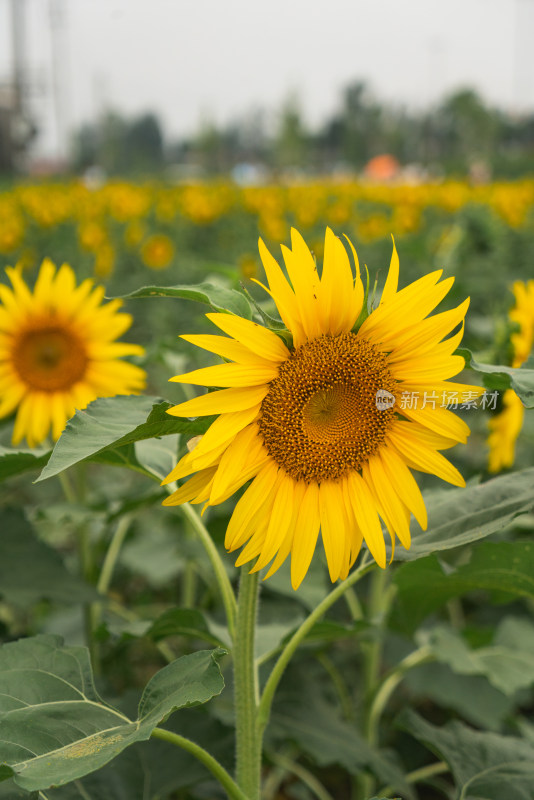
[
  {"left": 393, "top": 541, "right": 534, "bottom": 630},
  {"left": 0, "top": 445, "right": 50, "bottom": 483},
  {"left": 422, "top": 618, "right": 534, "bottom": 696},
  {"left": 46, "top": 709, "right": 235, "bottom": 800},
  {"left": 118, "top": 280, "right": 252, "bottom": 319},
  {"left": 400, "top": 709, "right": 534, "bottom": 800},
  {"left": 0, "top": 780, "right": 37, "bottom": 799},
  {"left": 458, "top": 348, "right": 534, "bottom": 407},
  {"left": 0, "top": 509, "right": 97, "bottom": 607},
  {"left": 395, "top": 467, "right": 534, "bottom": 561},
  {"left": 36, "top": 395, "right": 210, "bottom": 482},
  {"left": 270, "top": 669, "right": 414, "bottom": 799},
  {"left": 0, "top": 635, "right": 225, "bottom": 792},
  {"left": 403, "top": 662, "right": 513, "bottom": 731},
  {"left": 147, "top": 608, "right": 226, "bottom": 648}
]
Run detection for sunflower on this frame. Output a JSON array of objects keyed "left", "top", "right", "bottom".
[
  {"left": 163, "top": 228, "right": 481, "bottom": 588},
  {"left": 0, "top": 259, "right": 146, "bottom": 447},
  {"left": 487, "top": 279, "right": 534, "bottom": 472},
  {"left": 141, "top": 234, "right": 175, "bottom": 270}
]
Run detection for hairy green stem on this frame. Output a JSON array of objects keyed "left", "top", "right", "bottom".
[
  {"left": 257, "top": 555, "right": 375, "bottom": 733},
  {"left": 151, "top": 727, "right": 248, "bottom": 800},
  {"left": 234, "top": 568, "right": 261, "bottom": 799},
  {"left": 180, "top": 502, "right": 237, "bottom": 640}
]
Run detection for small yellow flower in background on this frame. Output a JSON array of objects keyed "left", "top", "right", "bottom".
[
  {"left": 94, "top": 242, "right": 116, "bottom": 279},
  {"left": 488, "top": 279, "right": 534, "bottom": 472},
  {"left": 238, "top": 254, "right": 259, "bottom": 281},
  {"left": 0, "top": 212, "right": 25, "bottom": 254},
  {"left": 141, "top": 234, "right": 175, "bottom": 270},
  {"left": 124, "top": 221, "right": 146, "bottom": 249},
  {"left": 78, "top": 221, "right": 108, "bottom": 253},
  {"left": 163, "top": 227, "right": 482, "bottom": 588},
  {"left": 0, "top": 260, "right": 146, "bottom": 447}
]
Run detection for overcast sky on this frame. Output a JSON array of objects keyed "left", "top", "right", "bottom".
[{"left": 1, "top": 0, "right": 533, "bottom": 158}]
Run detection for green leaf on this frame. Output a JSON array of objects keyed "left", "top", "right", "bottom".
[
  {"left": 147, "top": 608, "right": 226, "bottom": 648},
  {"left": 0, "top": 445, "right": 50, "bottom": 483},
  {"left": 403, "top": 662, "right": 513, "bottom": 730},
  {"left": 0, "top": 509, "right": 97, "bottom": 607},
  {"left": 46, "top": 709, "right": 235, "bottom": 800},
  {"left": 0, "top": 780, "right": 37, "bottom": 799},
  {"left": 117, "top": 280, "right": 252, "bottom": 318},
  {"left": 0, "top": 635, "right": 225, "bottom": 792},
  {"left": 400, "top": 709, "right": 534, "bottom": 799},
  {"left": 458, "top": 348, "right": 534, "bottom": 407},
  {"left": 270, "top": 669, "right": 414, "bottom": 799},
  {"left": 36, "top": 395, "right": 210, "bottom": 482},
  {"left": 420, "top": 619, "right": 534, "bottom": 696},
  {"left": 395, "top": 467, "right": 534, "bottom": 562},
  {"left": 393, "top": 540, "right": 534, "bottom": 630}
]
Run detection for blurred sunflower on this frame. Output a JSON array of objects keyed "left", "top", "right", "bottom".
[
  {"left": 0, "top": 259, "right": 146, "bottom": 447},
  {"left": 141, "top": 233, "right": 175, "bottom": 270},
  {"left": 163, "top": 228, "right": 481, "bottom": 588},
  {"left": 488, "top": 279, "right": 534, "bottom": 472}
]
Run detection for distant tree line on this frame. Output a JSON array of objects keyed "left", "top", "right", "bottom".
[{"left": 71, "top": 81, "right": 534, "bottom": 179}]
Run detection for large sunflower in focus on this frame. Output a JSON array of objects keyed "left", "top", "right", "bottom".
[
  {"left": 0, "top": 259, "right": 146, "bottom": 447},
  {"left": 163, "top": 228, "right": 481, "bottom": 588}
]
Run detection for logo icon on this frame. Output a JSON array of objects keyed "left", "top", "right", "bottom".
[{"left": 375, "top": 389, "right": 395, "bottom": 410}]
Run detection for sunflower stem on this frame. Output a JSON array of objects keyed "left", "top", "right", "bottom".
[
  {"left": 151, "top": 727, "right": 248, "bottom": 800},
  {"left": 180, "top": 502, "right": 237, "bottom": 640},
  {"left": 366, "top": 645, "right": 434, "bottom": 747},
  {"left": 257, "top": 556, "right": 375, "bottom": 735},
  {"left": 234, "top": 567, "right": 261, "bottom": 799},
  {"left": 358, "top": 567, "right": 395, "bottom": 800}
]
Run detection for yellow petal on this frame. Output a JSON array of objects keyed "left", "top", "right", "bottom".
[
  {"left": 388, "top": 423, "right": 465, "bottom": 486},
  {"left": 225, "top": 461, "right": 280, "bottom": 550},
  {"left": 346, "top": 471, "right": 386, "bottom": 568},
  {"left": 379, "top": 447, "right": 427, "bottom": 530},
  {"left": 379, "top": 236, "right": 399, "bottom": 306},
  {"left": 291, "top": 482, "right": 321, "bottom": 589},
  {"left": 205, "top": 313, "right": 290, "bottom": 362},
  {"left": 163, "top": 467, "right": 218, "bottom": 506},
  {"left": 170, "top": 362, "right": 278, "bottom": 387},
  {"left": 168, "top": 385, "right": 269, "bottom": 418},
  {"left": 319, "top": 481, "right": 346, "bottom": 582},
  {"left": 181, "top": 334, "right": 272, "bottom": 365},
  {"left": 252, "top": 476, "right": 295, "bottom": 571},
  {"left": 257, "top": 238, "right": 304, "bottom": 341}
]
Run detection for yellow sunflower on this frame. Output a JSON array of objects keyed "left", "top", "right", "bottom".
[
  {"left": 0, "top": 259, "right": 146, "bottom": 447},
  {"left": 141, "top": 234, "right": 175, "bottom": 270},
  {"left": 163, "top": 228, "right": 481, "bottom": 588},
  {"left": 487, "top": 279, "right": 534, "bottom": 472}
]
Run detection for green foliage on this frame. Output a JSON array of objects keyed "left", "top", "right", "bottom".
[
  {"left": 0, "top": 509, "right": 97, "bottom": 607},
  {"left": 0, "top": 635, "right": 225, "bottom": 792},
  {"left": 36, "top": 395, "right": 209, "bottom": 482},
  {"left": 394, "top": 540, "right": 534, "bottom": 630},
  {"left": 400, "top": 710, "right": 534, "bottom": 799},
  {"left": 119, "top": 280, "right": 253, "bottom": 319},
  {"left": 459, "top": 349, "right": 534, "bottom": 407},
  {"left": 395, "top": 467, "right": 534, "bottom": 561}
]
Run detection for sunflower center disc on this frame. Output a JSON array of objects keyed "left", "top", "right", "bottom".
[
  {"left": 258, "top": 332, "right": 396, "bottom": 482},
  {"left": 13, "top": 325, "right": 88, "bottom": 392}
]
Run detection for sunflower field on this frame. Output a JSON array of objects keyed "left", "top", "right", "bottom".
[{"left": 0, "top": 177, "right": 534, "bottom": 800}]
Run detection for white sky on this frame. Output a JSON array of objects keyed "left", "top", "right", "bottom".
[{"left": 0, "top": 0, "right": 533, "bottom": 158}]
